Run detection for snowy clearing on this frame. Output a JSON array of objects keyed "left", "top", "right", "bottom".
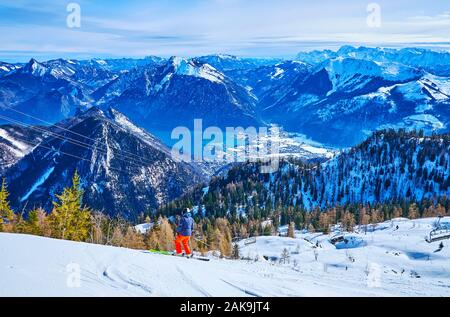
[
  {"left": 0, "top": 217, "right": 449, "bottom": 297},
  {"left": 0, "top": 128, "right": 29, "bottom": 152}
]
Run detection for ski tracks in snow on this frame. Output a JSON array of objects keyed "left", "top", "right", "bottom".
[
  {"left": 175, "top": 265, "right": 212, "bottom": 297},
  {"left": 101, "top": 265, "right": 154, "bottom": 295},
  {"left": 83, "top": 248, "right": 154, "bottom": 295},
  {"left": 219, "top": 279, "right": 262, "bottom": 297}
]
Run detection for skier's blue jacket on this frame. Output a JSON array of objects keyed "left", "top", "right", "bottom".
[{"left": 176, "top": 212, "right": 194, "bottom": 236}]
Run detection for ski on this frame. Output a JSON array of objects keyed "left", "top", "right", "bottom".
[
  {"left": 188, "top": 256, "right": 210, "bottom": 262},
  {"left": 147, "top": 249, "right": 174, "bottom": 256},
  {"left": 146, "top": 249, "right": 210, "bottom": 261}
]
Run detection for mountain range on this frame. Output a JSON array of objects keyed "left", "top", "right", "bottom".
[{"left": 0, "top": 46, "right": 449, "bottom": 147}]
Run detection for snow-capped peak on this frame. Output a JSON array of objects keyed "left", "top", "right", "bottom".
[
  {"left": 0, "top": 62, "right": 21, "bottom": 76},
  {"left": 22, "top": 58, "right": 48, "bottom": 77},
  {"left": 94, "top": 59, "right": 107, "bottom": 66},
  {"left": 321, "top": 57, "right": 422, "bottom": 94},
  {"left": 210, "top": 53, "right": 240, "bottom": 60},
  {"left": 165, "top": 56, "right": 225, "bottom": 84},
  {"left": 17, "top": 58, "right": 79, "bottom": 79}
]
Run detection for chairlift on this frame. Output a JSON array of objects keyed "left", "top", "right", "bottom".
[
  {"left": 426, "top": 216, "right": 450, "bottom": 243},
  {"left": 232, "top": 236, "right": 242, "bottom": 243},
  {"left": 244, "top": 237, "right": 257, "bottom": 245},
  {"left": 330, "top": 234, "right": 345, "bottom": 245}
]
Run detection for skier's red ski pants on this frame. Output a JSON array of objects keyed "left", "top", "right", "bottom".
[{"left": 175, "top": 234, "right": 191, "bottom": 255}]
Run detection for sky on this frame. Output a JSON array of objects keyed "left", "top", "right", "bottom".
[{"left": 0, "top": 0, "right": 449, "bottom": 62}]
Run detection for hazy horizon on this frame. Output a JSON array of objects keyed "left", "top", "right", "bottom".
[{"left": 3, "top": 43, "right": 450, "bottom": 64}]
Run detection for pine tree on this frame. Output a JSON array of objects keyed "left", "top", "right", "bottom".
[
  {"left": 111, "top": 225, "right": 125, "bottom": 247},
  {"left": 392, "top": 206, "right": 402, "bottom": 219},
  {"left": 26, "top": 208, "right": 51, "bottom": 237},
  {"left": 89, "top": 211, "right": 109, "bottom": 244},
  {"left": 359, "top": 207, "right": 370, "bottom": 234},
  {"left": 436, "top": 204, "right": 446, "bottom": 217},
  {"left": 123, "top": 226, "right": 146, "bottom": 250},
  {"left": 0, "top": 178, "right": 14, "bottom": 231},
  {"left": 408, "top": 203, "right": 419, "bottom": 220},
  {"left": 146, "top": 228, "right": 161, "bottom": 250},
  {"left": 215, "top": 218, "right": 232, "bottom": 257},
  {"left": 262, "top": 224, "right": 273, "bottom": 236},
  {"left": 287, "top": 221, "right": 295, "bottom": 238},
  {"left": 341, "top": 211, "right": 355, "bottom": 232},
  {"left": 14, "top": 212, "right": 27, "bottom": 233},
  {"left": 206, "top": 223, "right": 216, "bottom": 247},
  {"left": 318, "top": 213, "right": 330, "bottom": 234},
  {"left": 232, "top": 243, "right": 240, "bottom": 260},
  {"left": 49, "top": 171, "right": 91, "bottom": 241},
  {"left": 158, "top": 217, "right": 175, "bottom": 251},
  {"left": 215, "top": 228, "right": 231, "bottom": 258},
  {"left": 370, "top": 208, "right": 381, "bottom": 231}
]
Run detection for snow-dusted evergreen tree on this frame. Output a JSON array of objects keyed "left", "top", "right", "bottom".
[
  {"left": 50, "top": 171, "right": 91, "bottom": 241},
  {"left": 0, "top": 178, "right": 14, "bottom": 230}
]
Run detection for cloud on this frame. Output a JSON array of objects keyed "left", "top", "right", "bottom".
[
  {"left": 406, "top": 12, "right": 450, "bottom": 27},
  {"left": 0, "top": 0, "right": 449, "bottom": 61}
]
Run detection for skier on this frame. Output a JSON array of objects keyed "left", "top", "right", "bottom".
[{"left": 174, "top": 209, "right": 194, "bottom": 257}]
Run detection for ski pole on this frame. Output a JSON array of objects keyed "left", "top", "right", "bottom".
[{"left": 194, "top": 237, "right": 211, "bottom": 247}]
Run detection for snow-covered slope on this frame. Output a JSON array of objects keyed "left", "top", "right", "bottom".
[
  {"left": 0, "top": 125, "right": 45, "bottom": 174},
  {"left": 0, "top": 61, "right": 21, "bottom": 77},
  {"left": 239, "top": 217, "right": 450, "bottom": 296},
  {"left": 322, "top": 57, "right": 422, "bottom": 95},
  {"left": 1, "top": 216, "right": 449, "bottom": 296}
]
